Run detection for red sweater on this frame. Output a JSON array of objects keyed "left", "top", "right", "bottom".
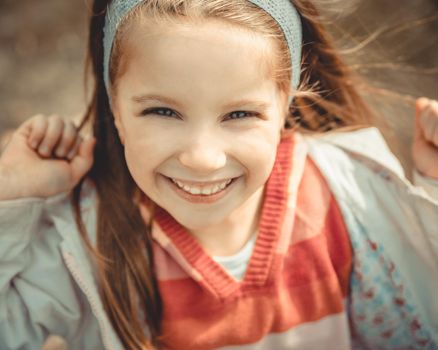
[{"left": 145, "top": 135, "right": 353, "bottom": 349}]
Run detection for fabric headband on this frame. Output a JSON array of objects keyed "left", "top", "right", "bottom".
[{"left": 103, "top": 0, "right": 302, "bottom": 105}]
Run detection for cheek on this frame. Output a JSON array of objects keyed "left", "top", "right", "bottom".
[
  {"left": 123, "top": 133, "right": 157, "bottom": 182},
  {"left": 124, "top": 146, "right": 149, "bottom": 187},
  {"left": 235, "top": 128, "right": 280, "bottom": 181}
]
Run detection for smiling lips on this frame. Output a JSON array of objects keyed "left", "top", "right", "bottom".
[
  {"left": 170, "top": 178, "right": 234, "bottom": 196},
  {"left": 166, "top": 176, "right": 238, "bottom": 204}
]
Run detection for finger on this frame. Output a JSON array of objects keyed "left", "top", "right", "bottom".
[
  {"left": 421, "top": 101, "right": 438, "bottom": 143},
  {"left": 66, "top": 134, "right": 83, "bottom": 160},
  {"left": 38, "top": 116, "right": 64, "bottom": 157},
  {"left": 23, "top": 114, "right": 49, "bottom": 149},
  {"left": 421, "top": 105, "right": 433, "bottom": 141},
  {"left": 415, "top": 98, "right": 432, "bottom": 141},
  {"left": 430, "top": 101, "right": 438, "bottom": 147},
  {"left": 70, "top": 136, "right": 96, "bottom": 183},
  {"left": 433, "top": 127, "right": 438, "bottom": 148},
  {"left": 54, "top": 121, "right": 79, "bottom": 158}
]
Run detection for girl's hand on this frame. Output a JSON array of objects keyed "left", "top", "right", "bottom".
[
  {"left": 0, "top": 114, "right": 95, "bottom": 200},
  {"left": 412, "top": 98, "right": 438, "bottom": 180}
]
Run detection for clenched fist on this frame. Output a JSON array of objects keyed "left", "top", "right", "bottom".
[
  {"left": 412, "top": 98, "right": 438, "bottom": 180},
  {"left": 0, "top": 114, "right": 95, "bottom": 200}
]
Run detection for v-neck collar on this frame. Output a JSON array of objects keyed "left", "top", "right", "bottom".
[{"left": 152, "top": 135, "right": 295, "bottom": 300}]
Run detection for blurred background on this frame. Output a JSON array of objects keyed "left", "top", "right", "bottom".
[
  {"left": 0, "top": 0, "right": 436, "bottom": 349},
  {"left": 0, "top": 0, "right": 437, "bottom": 171}
]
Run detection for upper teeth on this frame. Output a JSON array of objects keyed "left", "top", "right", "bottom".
[{"left": 172, "top": 178, "right": 233, "bottom": 195}]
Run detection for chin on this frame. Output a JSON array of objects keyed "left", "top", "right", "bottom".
[
  {"left": 175, "top": 218, "right": 223, "bottom": 231},
  {"left": 173, "top": 213, "right": 227, "bottom": 231}
]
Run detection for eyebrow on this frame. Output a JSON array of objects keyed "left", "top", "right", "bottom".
[
  {"left": 132, "top": 94, "right": 270, "bottom": 111},
  {"left": 132, "top": 94, "right": 183, "bottom": 108}
]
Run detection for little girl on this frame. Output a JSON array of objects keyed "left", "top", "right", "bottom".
[{"left": 1, "top": 0, "right": 437, "bottom": 349}]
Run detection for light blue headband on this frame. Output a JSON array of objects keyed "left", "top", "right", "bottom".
[{"left": 103, "top": 0, "right": 302, "bottom": 104}]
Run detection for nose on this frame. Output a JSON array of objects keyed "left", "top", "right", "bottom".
[{"left": 178, "top": 135, "right": 227, "bottom": 174}]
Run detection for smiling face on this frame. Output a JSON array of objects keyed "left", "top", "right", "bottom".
[{"left": 112, "top": 17, "right": 288, "bottom": 232}]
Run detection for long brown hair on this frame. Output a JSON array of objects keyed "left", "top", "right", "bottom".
[{"left": 72, "top": 0, "right": 374, "bottom": 348}]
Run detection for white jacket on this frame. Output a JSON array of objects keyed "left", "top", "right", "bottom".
[{"left": 0, "top": 127, "right": 437, "bottom": 349}]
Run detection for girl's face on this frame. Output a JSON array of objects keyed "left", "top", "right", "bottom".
[{"left": 113, "top": 18, "right": 288, "bottom": 231}]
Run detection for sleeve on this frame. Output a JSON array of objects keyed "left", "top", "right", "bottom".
[
  {"left": 344, "top": 160, "right": 438, "bottom": 349},
  {"left": 413, "top": 168, "right": 438, "bottom": 201},
  {"left": 0, "top": 195, "right": 89, "bottom": 349},
  {"left": 306, "top": 136, "right": 438, "bottom": 349}
]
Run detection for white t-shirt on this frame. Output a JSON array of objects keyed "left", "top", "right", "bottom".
[{"left": 212, "top": 233, "right": 257, "bottom": 281}]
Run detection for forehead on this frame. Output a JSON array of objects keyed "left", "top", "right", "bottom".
[{"left": 117, "top": 18, "right": 278, "bottom": 100}]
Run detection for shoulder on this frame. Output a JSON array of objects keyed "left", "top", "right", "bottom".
[
  {"left": 0, "top": 178, "right": 104, "bottom": 348},
  {"left": 300, "top": 127, "right": 416, "bottom": 206},
  {"left": 43, "top": 177, "right": 99, "bottom": 248},
  {"left": 297, "top": 123, "right": 438, "bottom": 204},
  {"left": 300, "top": 130, "right": 438, "bottom": 342},
  {"left": 303, "top": 126, "right": 405, "bottom": 179},
  {"left": 299, "top": 127, "right": 438, "bottom": 226}
]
